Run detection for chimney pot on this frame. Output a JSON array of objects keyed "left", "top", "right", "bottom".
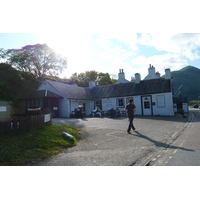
[{"left": 149, "top": 64, "right": 151, "bottom": 68}]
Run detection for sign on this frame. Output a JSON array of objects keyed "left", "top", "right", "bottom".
[
  {"left": 0, "top": 106, "right": 6, "bottom": 112},
  {"left": 44, "top": 114, "right": 51, "bottom": 123},
  {"left": 102, "top": 99, "right": 115, "bottom": 110},
  {"left": 53, "top": 107, "right": 58, "bottom": 110}
]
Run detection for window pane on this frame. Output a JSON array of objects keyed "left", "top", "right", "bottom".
[
  {"left": 144, "top": 102, "right": 150, "bottom": 109},
  {"left": 117, "top": 98, "right": 124, "bottom": 107}
]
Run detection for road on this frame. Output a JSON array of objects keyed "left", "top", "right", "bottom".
[
  {"left": 33, "top": 113, "right": 191, "bottom": 166},
  {"left": 150, "top": 109, "right": 200, "bottom": 166}
]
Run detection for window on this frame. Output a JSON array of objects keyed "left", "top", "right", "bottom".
[
  {"left": 117, "top": 98, "right": 124, "bottom": 107},
  {"left": 157, "top": 95, "right": 165, "bottom": 108},
  {"left": 144, "top": 101, "right": 150, "bottom": 109},
  {"left": 95, "top": 100, "right": 102, "bottom": 110}
]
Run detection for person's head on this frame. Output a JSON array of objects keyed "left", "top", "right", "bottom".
[{"left": 129, "top": 99, "right": 133, "bottom": 103}]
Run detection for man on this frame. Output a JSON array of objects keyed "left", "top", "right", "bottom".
[{"left": 125, "top": 99, "right": 136, "bottom": 134}]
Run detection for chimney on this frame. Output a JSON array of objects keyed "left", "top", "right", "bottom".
[
  {"left": 165, "top": 68, "right": 171, "bottom": 79},
  {"left": 118, "top": 68, "right": 125, "bottom": 80},
  {"left": 156, "top": 71, "right": 160, "bottom": 77},
  {"left": 115, "top": 69, "right": 129, "bottom": 84},
  {"left": 89, "top": 81, "right": 96, "bottom": 88},
  {"left": 135, "top": 73, "right": 141, "bottom": 84},
  {"left": 131, "top": 76, "right": 135, "bottom": 82},
  {"left": 148, "top": 64, "right": 156, "bottom": 76}
]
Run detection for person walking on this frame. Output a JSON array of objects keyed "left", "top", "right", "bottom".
[{"left": 125, "top": 99, "right": 136, "bottom": 134}]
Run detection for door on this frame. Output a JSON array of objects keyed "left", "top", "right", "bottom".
[
  {"left": 85, "top": 103, "right": 91, "bottom": 116},
  {"left": 142, "top": 96, "right": 152, "bottom": 115}
]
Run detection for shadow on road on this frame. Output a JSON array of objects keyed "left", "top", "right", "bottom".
[{"left": 130, "top": 131, "right": 194, "bottom": 152}]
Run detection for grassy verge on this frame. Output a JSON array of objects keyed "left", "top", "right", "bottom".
[{"left": 0, "top": 124, "right": 80, "bottom": 166}]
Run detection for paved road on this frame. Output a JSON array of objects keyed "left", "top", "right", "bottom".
[
  {"left": 34, "top": 113, "right": 191, "bottom": 166},
  {"left": 150, "top": 109, "right": 200, "bottom": 166}
]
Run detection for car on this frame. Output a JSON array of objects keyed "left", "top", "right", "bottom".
[{"left": 193, "top": 104, "right": 199, "bottom": 108}]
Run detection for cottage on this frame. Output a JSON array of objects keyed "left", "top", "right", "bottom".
[{"left": 24, "top": 65, "right": 175, "bottom": 117}]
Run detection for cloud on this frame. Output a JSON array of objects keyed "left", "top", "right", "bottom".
[
  {"left": 138, "top": 33, "right": 200, "bottom": 61},
  {"left": 131, "top": 53, "right": 188, "bottom": 76},
  {"left": 38, "top": 33, "right": 200, "bottom": 80}
]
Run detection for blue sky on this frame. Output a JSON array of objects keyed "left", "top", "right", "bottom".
[{"left": 1, "top": 33, "right": 200, "bottom": 80}]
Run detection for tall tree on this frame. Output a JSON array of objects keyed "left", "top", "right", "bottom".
[{"left": 1, "top": 44, "right": 67, "bottom": 80}]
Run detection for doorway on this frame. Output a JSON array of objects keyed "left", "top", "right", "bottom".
[{"left": 142, "top": 96, "right": 152, "bottom": 115}]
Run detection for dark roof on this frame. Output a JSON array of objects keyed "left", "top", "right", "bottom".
[
  {"left": 40, "top": 78, "right": 171, "bottom": 100},
  {"left": 91, "top": 78, "right": 172, "bottom": 99},
  {"left": 22, "top": 90, "right": 63, "bottom": 99},
  {"left": 46, "top": 80, "right": 92, "bottom": 100}
]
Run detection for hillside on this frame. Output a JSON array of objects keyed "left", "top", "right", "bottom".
[{"left": 170, "top": 66, "right": 200, "bottom": 101}]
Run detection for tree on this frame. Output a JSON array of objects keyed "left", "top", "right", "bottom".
[
  {"left": 67, "top": 70, "right": 98, "bottom": 87},
  {"left": 0, "top": 63, "right": 22, "bottom": 103},
  {"left": 2, "top": 44, "right": 67, "bottom": 80},
  {"left": 98, "top": 72, "right": 117, "bottom": 85},
  {"left": 0, "top": 63, "right": 40, "bottom": 114},
  {"left": 68, "top": 70, "right": 117, "bottom": 87}
]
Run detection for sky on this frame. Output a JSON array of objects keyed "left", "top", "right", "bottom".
[
  {"left": 1, "top": 1, "right": 200, "bottom": 81},
  {"left": 1, "top": 33, "right": 200, "bottom": 80}
]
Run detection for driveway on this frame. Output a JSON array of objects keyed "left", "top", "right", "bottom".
[{"left": 35, "top": 113, "right": 191, "bottom": 166}]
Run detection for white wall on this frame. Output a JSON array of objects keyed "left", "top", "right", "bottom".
[
  {"left": 133, "top": 96, "right": 142, "bottom": 115},
  {"left": 85, "top": 102, "right": 94, "bottom": 116},
  {"left": 58, "top": 99, "right": 69, "bottom": 117},
  {"left": 100, "top": 93, "right": 174, "bottom": 116},
  {"left": 101, "top": 96, "right": 142, "bottom": 115},
  {"left": 70, "top": 101, "right": 79, "bottom": 113},
  {"left": 102, "top": 98, "right": 116, "bottom": 111},
  {"left": 152, "top": 92, "right": 174, "bottom": 116}
]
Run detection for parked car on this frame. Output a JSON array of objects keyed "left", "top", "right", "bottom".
[{"left": 193, "top": 104, "right": 199, "bottom": 108}]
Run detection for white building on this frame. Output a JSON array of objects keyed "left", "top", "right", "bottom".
[{"left": 24, "top": 65, "right": 175, "bottom": 117}]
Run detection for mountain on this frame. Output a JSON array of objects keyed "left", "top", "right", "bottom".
[{"left": 169, "top": 66, "right": 200, "bottom": 101}]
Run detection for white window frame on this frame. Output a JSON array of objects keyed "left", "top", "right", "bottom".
[{"left": 116, "top": 98, "right": 124, "bottom": 107}]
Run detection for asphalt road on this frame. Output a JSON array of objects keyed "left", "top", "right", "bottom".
[
  {"left": 150, "top": 109, "right": 200, "bottom": 166},
  {"left": 33, "top": 111, "right": 192, "bottom": 166}
]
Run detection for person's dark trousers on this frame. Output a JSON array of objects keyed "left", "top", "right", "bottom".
[{"left": 127, "top": 115, "right": 135, "bottom": 132}]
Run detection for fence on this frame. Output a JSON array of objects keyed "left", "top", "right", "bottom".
[{"left": 0, "top": 114, "right": 51, "bottom": 135}]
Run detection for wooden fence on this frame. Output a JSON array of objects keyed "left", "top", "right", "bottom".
[{"left": 0, "top": 114, "right": 51, "bottom": 135}]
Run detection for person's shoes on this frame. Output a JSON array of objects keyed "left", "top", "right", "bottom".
[
  {"left": 133, "top": 127, "right": 136, "bottom": 131},
  {"left": 127, "top": 131, "right": 131, "bottom": 134}
]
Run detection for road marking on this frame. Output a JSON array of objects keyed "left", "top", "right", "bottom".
[
  {"left": 173, "top": 149, "right": 178, "bottom": 154},
  {"left": 164, "top": 149, "right": 169, "bottom": 153},
  {"left": 106, "top": 131, "right": 127, "bottom": 139},
  {"left": 160, "top": 111, "right": 195, "bottom": 166}
]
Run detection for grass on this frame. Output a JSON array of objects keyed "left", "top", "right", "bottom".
[{"left": 0, "top": 124, "right": 80, "bottom": 166}]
